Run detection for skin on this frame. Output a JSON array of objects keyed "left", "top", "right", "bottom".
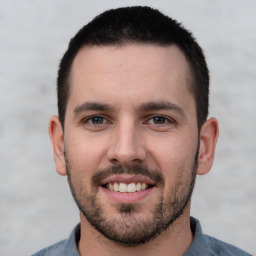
[{"left": 49, "top": 44, "right": 219, "bottom": 256}]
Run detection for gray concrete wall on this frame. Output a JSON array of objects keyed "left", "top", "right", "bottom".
[{"left": 0, "top": 1, "right": 255, "bottom": 255}]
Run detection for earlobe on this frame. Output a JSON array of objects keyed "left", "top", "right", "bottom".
[
  {"left": 197, "top": 117, "right": 219, "bottom": 175},
  {"left": 48, "top": 115, "right": 67, "bottom": 176}
]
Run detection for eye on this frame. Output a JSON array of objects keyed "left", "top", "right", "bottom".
[
  {"left": 82, "top": 115, "right": 110, "bottom": 129},
  {"left": 145, "top": 115, "right": 176, "bottom": 131},
  {"left": 88, "top": 116, "right": 105, "bottom": 124},
  {"left": 151, "top": 116, "right": 167, "bottom": 124},
  {"left": 147, "top": 116, "right": 171, "bottom": 125}
]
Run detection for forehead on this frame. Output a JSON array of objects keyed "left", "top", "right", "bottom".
[
  {"left": 68, "top": 44, "right": 194, "bottom": 112},
  {"left": 71, "top": 44, "right": 192, "bottom": 80}
]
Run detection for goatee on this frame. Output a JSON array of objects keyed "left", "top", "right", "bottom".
[{"left": 66, "top": 156, "right": 198, "bottom": 246}]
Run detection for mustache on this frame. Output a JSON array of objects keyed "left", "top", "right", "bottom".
[{"left": 91, "top": 164, "right": 165, "bottom": 187}]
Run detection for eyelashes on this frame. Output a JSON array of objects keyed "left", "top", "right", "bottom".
[
  {"left": 85, "top": 116, "right": 108, "bottom": 125},
  {"left": 146, "top": 116, "right": 175, "bottom": 125},
  {"left": 81, "top": 114, "right": 177, "bottom": 131}
]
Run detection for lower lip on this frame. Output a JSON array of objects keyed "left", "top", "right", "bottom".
[{"left": 101, "top": 186, "right": 154, "bottom": 203}]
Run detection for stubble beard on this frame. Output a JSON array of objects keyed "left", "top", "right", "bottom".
[{"left": 66, "top": 151, "right": 198, "bottom": 246}]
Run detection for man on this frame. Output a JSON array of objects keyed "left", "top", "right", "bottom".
[{"left": 33, "top": 6, "right": 251, "bottom": 256}]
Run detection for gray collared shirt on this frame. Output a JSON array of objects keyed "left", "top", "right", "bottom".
[{"left": 32, "top": 217, "right": 252, "bottom": 256}]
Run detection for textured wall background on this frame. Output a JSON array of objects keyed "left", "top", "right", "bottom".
[{"left": 0, "top": 0, "right": 255, "bottom": 255}]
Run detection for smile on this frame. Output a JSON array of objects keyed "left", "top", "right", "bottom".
[
  {"left": 104, "top": 182, "right": 153, "bottom": 193},
  {"left": 101, "top": 175, "right": 156, "bottom": 202}
]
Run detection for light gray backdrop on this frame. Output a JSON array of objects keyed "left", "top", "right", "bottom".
[{"left": 0, "top": 0, "right": 255, "bottom": 255}]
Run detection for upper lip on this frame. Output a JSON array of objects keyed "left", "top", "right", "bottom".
[{"left": 101, "top": 175, "right": 156, "bottom": 186}]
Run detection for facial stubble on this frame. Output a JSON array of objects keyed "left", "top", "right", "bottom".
[{"left": 66, "top": 151, "right": 198, "bottom": 246}]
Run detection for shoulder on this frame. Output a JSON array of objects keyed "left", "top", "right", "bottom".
[
  {"left": 31, "top": 239, "right": 67, "bottom": 256},
  {"left": 203, "top": 234, "right": 252, "bottom": 256},
  {"left": 186, "top": 217, "right": 252, "bottom": 256},
  {"left": 31, "top": 224, "right": 81, "bottom": 256}
]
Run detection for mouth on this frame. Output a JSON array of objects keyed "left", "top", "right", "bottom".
[
  {"left": 102, "top": 182, "right": 154, "bottom": 193},
  {"left": 100, "top": 175, "right": 156, "bottom": 203}
]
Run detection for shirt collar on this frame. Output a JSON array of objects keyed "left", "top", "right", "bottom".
[{"left": 66, "top": 217, "right": 206, "bottom": 255}]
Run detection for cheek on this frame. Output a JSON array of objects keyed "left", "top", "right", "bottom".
[
  {"left": 65, "top": 132, "right": 109, "bottom": 172},
  {"left": 150, "top": 136, "right": 194, "bottom": 167},
  {"left": 147, "top": 134, "right": 197, "bottom": 182}
]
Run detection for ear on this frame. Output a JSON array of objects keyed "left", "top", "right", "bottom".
[
  {"left": 48, "top": 115, "right": 67, "bottom": 176},
  {"left": 197, "top": 117, "right": 219, "bottom": 175}
]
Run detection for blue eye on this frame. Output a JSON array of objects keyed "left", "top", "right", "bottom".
[
  {"left": 147, "top": 116, "right": 169, "bottom": 125},
  {"left": 81, "top": 115, "right": 111, "bottom": 131},
  {"left": 83, "top": 116, "right": 108, "bottom": 126},
  {"left": 152, "top": 116, "right": 167, "bottom": 124},
  {"left": 90, "top": 116, "right": 105, "bottom": 124}
]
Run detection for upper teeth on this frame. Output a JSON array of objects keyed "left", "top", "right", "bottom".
[{"left": 107, "top": 182, "right": 148, "bottom": 193}]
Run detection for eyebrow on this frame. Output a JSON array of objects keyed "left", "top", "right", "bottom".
[
  {"left": 138, "top": 101, "right": 184, "bottom": 115},
  {"left": 73, "top": 100, "right": 184, "bottom": 116},
  {"left": 74, "top": 102, "right": 114, "bottom": 114}
]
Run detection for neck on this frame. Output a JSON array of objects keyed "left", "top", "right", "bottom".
[{"left": 78, "top": 207, "right": 194, "bottom": 256}]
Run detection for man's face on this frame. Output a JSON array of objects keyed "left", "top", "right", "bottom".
[{"left": 63, "top": 44, "right": 199, "bottom": 245}]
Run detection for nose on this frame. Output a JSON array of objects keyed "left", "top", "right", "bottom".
[{"left": 107, "top": 120, "right": 147, "bottom": 165}]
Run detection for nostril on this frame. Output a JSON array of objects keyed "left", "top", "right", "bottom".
[{"left": 109, "top": 158, "right": 120, "bottom": 165}]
